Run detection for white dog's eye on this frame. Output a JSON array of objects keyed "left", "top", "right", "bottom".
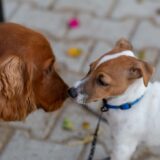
[{"left": 96, "top": 75, "right": 108, "bottom": 86}]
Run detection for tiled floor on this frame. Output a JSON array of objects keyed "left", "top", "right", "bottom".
[{"left": 1, "top": 0, "right": 160, "bottom": 159}]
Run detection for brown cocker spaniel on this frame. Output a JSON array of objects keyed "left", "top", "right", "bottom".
[{"left": 0, "top": 23, "right": 68, "bottom": 121}]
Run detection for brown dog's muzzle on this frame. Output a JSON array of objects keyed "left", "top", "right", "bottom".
[
  {"left": 35, "top": 69, "right": 68, "bottom": 112},
  {"left": 52, "top": 75, "right": 68, "bottom": 109},
  {"left": 51, "top": 75, "right": 69, "bottom": 111}
]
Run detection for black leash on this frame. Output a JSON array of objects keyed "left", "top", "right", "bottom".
[
  {"left": 87, "top": 100, "right": 110, "bottom": 160},
  {"left": 81, "top": 104, "right": 108, "bottom": 124}
]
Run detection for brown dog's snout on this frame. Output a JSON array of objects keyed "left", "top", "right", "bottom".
[
  {"left": 55, "top": 73, "right": 69, "bottom": 100},
  {"left": 68, "top": 87, "right": 78, "bottom": 98}
]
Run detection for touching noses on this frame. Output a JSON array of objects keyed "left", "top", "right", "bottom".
[{"left": 68, "top": 87, "right": 78, "bottom": 98}]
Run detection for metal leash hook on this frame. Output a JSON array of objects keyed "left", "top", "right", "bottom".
[{"left": 87, "top": 100, "right": 110, "bottom": 160}]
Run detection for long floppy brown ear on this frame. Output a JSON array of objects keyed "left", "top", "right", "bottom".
[
  {"left": 0, "top": 56, "right": 26, "bottom": 98},
  {"left": 128, "top": 59, "right": 154, "bottom": 86},
  {"left": 0, "top": 56, "right": 35, "bottom": 121},
  {"left": 115, "top": 38, "right": 133, "bottom": 50}
]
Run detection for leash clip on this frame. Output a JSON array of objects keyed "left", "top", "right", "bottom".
[
  {"left": 101, "top": 99, "right": 109, "bottom": 112},
  {"left": 101, "top": 106, "right": 109, "bottom": 112}
]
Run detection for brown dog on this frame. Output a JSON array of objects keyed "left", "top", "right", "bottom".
[{"left": 0, "top": 23, "right": 68, "bottom": 121}]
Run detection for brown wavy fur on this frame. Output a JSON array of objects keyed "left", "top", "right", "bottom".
[
  {"left": 0, "top": 56, "right": 36, "bottom": 120},
  {"left": 0, "top": 23, "right": 68, "bottom": 121}
]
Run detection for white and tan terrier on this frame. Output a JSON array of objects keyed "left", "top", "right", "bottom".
[{"left": 68, "top": 39, "right": 160, "bottom": 160}]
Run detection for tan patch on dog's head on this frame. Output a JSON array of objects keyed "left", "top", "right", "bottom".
[{"left": 83, "top": 56, "right": 154, "bottom": 102}]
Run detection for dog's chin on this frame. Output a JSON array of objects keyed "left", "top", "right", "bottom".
[
  {"left": 73, "top": 94, "right": 88, "bottom": 104},
  {"left": 74, "top": 98, "right": 86, "bottom": 105},
  {"left": 74, "top": 98, "right": 100, "bottom": 105}
]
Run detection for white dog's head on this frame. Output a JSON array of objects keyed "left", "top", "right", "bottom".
[{"left": 68, "top": 39, "right": 154, "bottom": 104}]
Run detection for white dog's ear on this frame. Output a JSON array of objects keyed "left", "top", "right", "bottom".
[
  {"left": 128, "top": 60, "right": 155, "bottom": 86},
  {"left": 115, "top": 38, "right": 133, "bottom": 50},
  {"left": 0, "top": 56, "right": 27, "bottom": 98}
]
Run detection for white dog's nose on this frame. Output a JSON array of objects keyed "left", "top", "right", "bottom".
[{"left": 68, "top": 87, "right": 78, "bottom": 98}]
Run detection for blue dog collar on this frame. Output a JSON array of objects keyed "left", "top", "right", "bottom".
[{"left": 102, "top": 95, "right": 144, "bottom": 111}]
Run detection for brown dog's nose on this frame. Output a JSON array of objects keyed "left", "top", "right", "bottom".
[{"left": 68, "top": 87, "right": 78, "bottom": 98}]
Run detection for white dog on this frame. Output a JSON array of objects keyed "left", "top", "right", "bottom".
[{"left": 68, "top": 39, "right": 160, "bottom": 160}]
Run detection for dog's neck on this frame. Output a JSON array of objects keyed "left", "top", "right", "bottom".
[{"left": 107, "top": 78, "right": 147, "bottom": 106}]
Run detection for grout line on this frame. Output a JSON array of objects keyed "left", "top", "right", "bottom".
[
  {"left": 154, "top": 49, "right": 160, "bottom": 67},
  {"left": 5, "top": 1, "right": 22, "bottom": 21},
  {"left": 77, "top": 144, "right": 88, "bottom": 160},
  {"left": 106, "top": 0, "right": 118, "bottom": 18},
  {"left": 0, "top": 128, "right": 15, "bottom": 155},
  {"left": 79, "top": 40, "right": 97, "bottom": 73},
  {"left": 42, "top": 102, "right": 70, "bottom": 140},
  {"left": 129, "top": 19, "right": 141, "bottom": 41},
  {"left": 47, "top": 0, "right": 59, "bottom": 10}
]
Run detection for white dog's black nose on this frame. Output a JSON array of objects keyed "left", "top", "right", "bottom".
[{"left": 68, "top": 87, "right": 78, "bottom": 98}]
